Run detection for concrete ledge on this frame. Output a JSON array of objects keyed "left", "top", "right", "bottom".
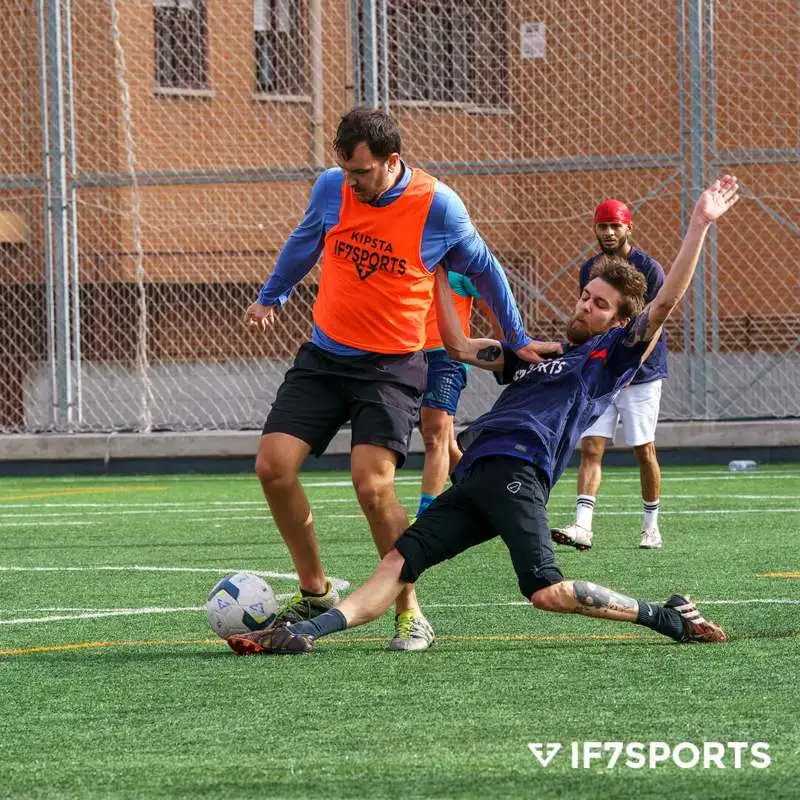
[{"left": 1, "top": 419, "right": 799, "bottom": 462}]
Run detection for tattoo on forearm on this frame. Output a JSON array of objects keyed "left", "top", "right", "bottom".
[
  {"left": 624, "top": 310, "right": 651, "bottom": 346},
  {"left": 573, "top": 581, "right": 638, "bottom": 614},
  {"left": 476, "top": 345, "right": 501, "bottom": 362}
]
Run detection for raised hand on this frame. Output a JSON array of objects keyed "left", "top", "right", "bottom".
[{"left": 694, "top": 174, "right": 740, "bottom": 225}]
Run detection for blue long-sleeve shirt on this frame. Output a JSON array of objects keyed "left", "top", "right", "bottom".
[{"left": 257, "top": 163, "right": 531, "bottom": 355}]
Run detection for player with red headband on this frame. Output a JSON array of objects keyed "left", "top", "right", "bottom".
[{"left": 551, "top": 198, "right": 668, "bottom": 551}]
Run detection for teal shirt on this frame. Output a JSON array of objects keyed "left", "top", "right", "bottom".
[{"left": 448, "top": 272, "right": 481, "bottom": 300}]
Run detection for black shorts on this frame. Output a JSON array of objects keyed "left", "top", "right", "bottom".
[
  {"left": 263, "top": 342, "right": 427, "bottom": 466},
  {"left": 394, "top": 456, "right": 564, "bottom": 597}
]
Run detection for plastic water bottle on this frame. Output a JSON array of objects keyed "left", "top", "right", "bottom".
[{"left": 728, "top": 460, "right": 758, "bottom": 472}]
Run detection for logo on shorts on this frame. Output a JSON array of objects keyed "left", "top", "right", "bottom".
[{"left": 506, "top": 481, "right": 522, "bottom": 494}]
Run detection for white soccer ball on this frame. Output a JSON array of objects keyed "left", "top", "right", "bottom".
[{"left": 206, "top": 572, "right": 278, "bottom": 639}]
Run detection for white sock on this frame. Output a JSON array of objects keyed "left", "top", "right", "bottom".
[
  {"left": 576, "top": 495, "right": 596, "bottom": 530},
  {"left": 643, "top": 500, "right": 660, "bottom": 529}
]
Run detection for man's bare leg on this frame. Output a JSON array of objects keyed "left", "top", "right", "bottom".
[
  {"left": 551, "top": 435, "right": 608, "bottom": 550},
  {"left": 350, "top": 443, "right": 419, "bottom": 615},
  {"left": 256, "top": 432, "right": 325, "bottom": 594},
  {"left": 634, "top": 441, "right": 663, "bottom": 548},
  {"left": 226, "top": 554, "right": 726, "bottom": 653},
  {"left": 530, "top": 580, "right": 726, "bottom": 643},
  {"left": 576, "top": 435, "right": 607, "bottom": 529},
  {"left": 418, "top": 407, "right": 453, "bottom": 516}
]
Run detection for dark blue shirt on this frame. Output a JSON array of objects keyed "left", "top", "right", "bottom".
[
  {"left": 579, "top": 248, "right": 668, "bottom": 384},
  {"left": 455, "top": 325, "right": 651, "bottom": 488},
  {"left": 257, "top": 163, "right": 530, "bottom": 355}
]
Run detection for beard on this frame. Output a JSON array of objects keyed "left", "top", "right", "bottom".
[
  {"left": 597, "top": 233, "right": 628, "bottom": 256},
  {"left": 565, "top": 315, "right": 595, "bottom": 345}
]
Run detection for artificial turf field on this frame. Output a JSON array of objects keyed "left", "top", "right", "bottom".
[{"left": 0, "top": 464, "right": 798, "bottom": 799}]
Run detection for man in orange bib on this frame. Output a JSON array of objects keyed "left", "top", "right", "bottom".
[{"left": 245, "top": 107, "right": 542, "bottom": 651}]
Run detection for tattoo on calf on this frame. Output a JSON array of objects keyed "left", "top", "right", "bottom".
[
  {"left": 476, "top": 345, "right": 501, "bottom": 362},
  {"left": 624, "top": 310, "right": 650, "bottom": 346},
  {"left": 573, "top": 581, "right": 638, "bottom": 614}
]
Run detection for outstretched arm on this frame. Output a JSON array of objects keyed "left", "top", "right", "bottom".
[
  {"left": 435, "top": 267, "right": 506, "bottom": 370},
  {"left": 626, "top": 175, "right": 740, "bottom": 344},
  {"left": 435, "top": 268, "right": 561, "bottom": 369}
]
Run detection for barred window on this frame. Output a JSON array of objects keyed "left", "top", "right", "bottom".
[
  {"left": 153, "top": 0, "right": 208, "bottom": 90},
  {"left": 387, "top": 1, "right": 508, "bottom": 107},
  {"left": 254, "top": 0, "right": 309, "bottom": 96}
]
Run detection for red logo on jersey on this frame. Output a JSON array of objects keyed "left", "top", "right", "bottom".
[{"left": 589, "top": 348, "right": 608, "bottom": 364}]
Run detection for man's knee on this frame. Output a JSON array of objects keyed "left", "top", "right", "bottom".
[
  {"left": 420, "top": 413, "right": 451, "bottom": 453},
  {"left": 255, "top": 441, "right": 302, "bottom": 490},
  {"left": 518, "top": 567, "right": 566, "bottom": 604},
  {"left": 530, "top": 580, "right": 572, "bottom": 612},
  {"left": 634, "top": 441, "right": 658, "bottom": 465},
  {"left": 380, "top": 548, "right": 408, "bottom": 580},
  {"left": 352, "top": 470, "right": 395, "bottom": 514},
  {"left": 580, "top": 436, "right": 607, "bottom": 462}
]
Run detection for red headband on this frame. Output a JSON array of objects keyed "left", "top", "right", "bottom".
[{"left": 594, "top": 199, "right": 631, "bottom": 225}]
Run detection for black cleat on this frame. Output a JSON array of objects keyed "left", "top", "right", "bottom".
[
  {"left": 664, "top": 595, "right": 728, "bottom": 643},
  {"left": 227, "top": 623, "right": 315, "bottom": 655}
]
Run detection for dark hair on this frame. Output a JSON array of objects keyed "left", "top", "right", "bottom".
[
  {"left": 588, "top": 255, "right": 647, "bottom": 320},
  {"left": 333, "top": 107, "right": 402, "bottom": 160}
]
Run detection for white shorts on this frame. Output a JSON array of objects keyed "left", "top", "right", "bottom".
[{"left": 582, "top": 379, "right": 662, "bottom": 447}]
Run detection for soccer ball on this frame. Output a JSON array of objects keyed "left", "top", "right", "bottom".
[{"left": 206, "top": 572, "right": 278, "bottom": 639}]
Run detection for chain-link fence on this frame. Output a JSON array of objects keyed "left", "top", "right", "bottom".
[{"left": 0, "top": 0, "right": 797, "bottom": 434}]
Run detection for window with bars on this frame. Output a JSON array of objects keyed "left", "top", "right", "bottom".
[
  {"left": 386, "top": 0, "right": 508, "bottom": 107},
  {"left": 153, "top": 0, "right": 208, "bottom": 90},
  {"left": 254, "top": 0, "right": 309, "bottom": 96}
]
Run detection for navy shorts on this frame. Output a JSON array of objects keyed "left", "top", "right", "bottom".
[
  {"left": 394, "top": 456, "right": 564, "bottom": 598},
  {"left": 263, "top": 343, "right": 427, "bottom": 467},
  {"left": 421, "top": 348, "right": 468, "bottom": 415}
]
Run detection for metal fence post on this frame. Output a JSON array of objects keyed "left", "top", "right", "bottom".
[
  {"left": 44, "top": 0, "right": 73, "bottom": 429},
  {"left": 361, "top": 0, "right": 378, "bottom": 108},
  {"left": 687, "top": 0, "right": 708, "bottom": 417}
]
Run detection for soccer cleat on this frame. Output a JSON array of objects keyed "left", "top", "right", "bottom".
[
  {"left": 273, "top": 580, "right": 340, "bottom": 625},
  {"left": 226, "top": 623, "right": 315, "bottom": 655},
  {"left": 550, "top": 523, "right": 593, "bottom": 551},
  {"left": 639, "top": 526, "right": 663, "bottom": 549},
  {"left": 664, "top": 594, "right": 728, "bottom": 643},
  {"left": 387, "top": 610, "right": 435, "bottom": 652}
]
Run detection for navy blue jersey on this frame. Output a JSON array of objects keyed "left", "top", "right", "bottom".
[
  {"left": 456, "top": 325, "right": 650, "bottom": 487},
  {"left": 579, "top": 248, "right": 667, "bottom": 384}
]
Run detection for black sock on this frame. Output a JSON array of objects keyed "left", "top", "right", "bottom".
[
  {"left": 635, "top": 600, "right": 684, "bottom": 641},
  {"left": 289, "top": 609, "right": 348, "bottom": 639}
]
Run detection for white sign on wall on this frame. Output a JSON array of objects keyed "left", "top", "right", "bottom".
[{"left": 520, "top": 22, "right": 546, "bottom": 59}]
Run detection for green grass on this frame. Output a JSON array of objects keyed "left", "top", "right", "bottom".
[{"left": 0, "top": 464, "right": 799, "bottom": 799}]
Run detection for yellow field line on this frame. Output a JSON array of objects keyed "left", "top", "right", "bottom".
[
  {"left": 0, "top": 486, "right": 167, "bottom": 502},
  {"left": 0, "top": 638, "right": 215, "bottom": 656},
  {"left": 0, "top": 631, "right": 645, "bottom": 657},
  {"left": 756, "top": 572, "right": 800, "bottom": 579}
]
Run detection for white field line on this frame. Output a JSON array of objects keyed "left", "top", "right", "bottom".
[
  {"left": 322, "top": 508, "right": 800, "bottom": 519},
  {"left": 423, "top": 599, "right": 800, "bottom": 608},
  {"left": 0, "top": 565, "right": 349, "bottom": 592},
  {"left": 0, "top": 565, "right": 296, "bottom": 577},
  {"left": 0, "top": 520, "right": 95, "bottom": 527},
  {"left": 1, "top": 597, "right": 798, "bottom": 626},
  {"left": 0, "top": 493, "right": 798, "bottom": 520},
  {"left": 0, "top": 493, "right": 796, "bottom": 514},
  {"left": 0, "top": 471, "right": 797, "bottom": 491},
  {"left": 2, "top": 505, "right": 798, "bottom": 525}
]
